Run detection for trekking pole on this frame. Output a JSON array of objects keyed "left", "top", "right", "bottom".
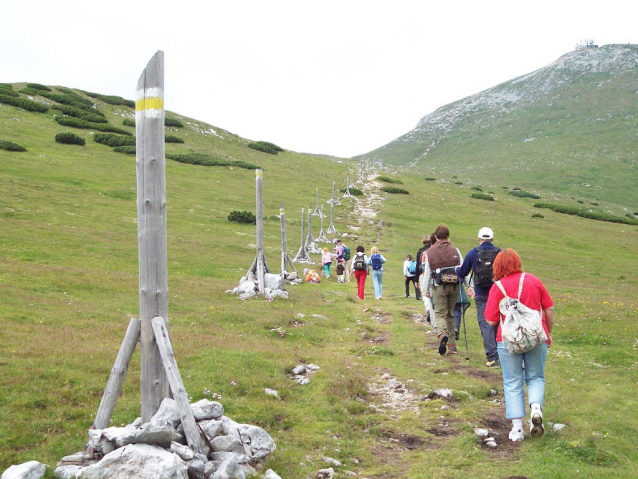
[{"left": 461, "top": 272, "right": 474, "bottom": 362}]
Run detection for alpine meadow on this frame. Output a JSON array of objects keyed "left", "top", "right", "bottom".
[{"left": 1, "top": 44, "right": 637, "bottom": 479}]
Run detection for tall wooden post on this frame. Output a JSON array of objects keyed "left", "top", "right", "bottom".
[
  {"left": 136, "top": 51, "right": 170, "bottom": 422},
  {"left": 293, "top": 208, "right": 311, "bottom": 263},
  {"left": 279, "top": 204, "right": 296, "bottom": 277},
  {"left": 326, "top": 202, "right": 339, "bottom": 235},
  {"left": 306, "top": 205, "right": 321, "bottom": 254},
  {"left": 343, "top": 177, "right": 353, "bottom": 199},
  {"left": 316, "top": 205, "right": 328, "bottom": 243},
  {"left": 327, "top": 181, "right": 340, "bottom": 206},
  {"left": 255, "top": 170, "right": 265, "bottom": 295}
]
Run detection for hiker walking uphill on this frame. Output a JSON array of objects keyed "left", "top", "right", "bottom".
[
  {"left": 403, "top": 254, "right": 421, "bottom": 300},
  {"left": 422, "top": 225, "right": 468, "bottom": 355},
  {"left": 456, "top": 227, "right": 502, "bottom": 368},
  {"left": 335, "top": 239, "right": 351, "bottom": 283},
  {"left": 416, "top": 235, "right": 432, "bottom": 294},
  {"left": 367, "top": 246, "right": 387, "bottom": 300},
  {"left": 351, "top": 245, "right": 370, "bottom": 300},
  {"left": 484, "top": 248, "right": 555, "bottom": 442}
]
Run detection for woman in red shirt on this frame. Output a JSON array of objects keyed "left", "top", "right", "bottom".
[{"left": 485, "top": 249, "right": 555, "bottom": 442}]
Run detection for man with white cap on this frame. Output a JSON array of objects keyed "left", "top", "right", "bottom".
[{"left": 456, "top": 227, "right": 502, "bottom": 367}]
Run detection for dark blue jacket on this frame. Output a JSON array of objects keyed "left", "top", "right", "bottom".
[{"left": 456, "top": 242, "right": 500, "bottom": 298}]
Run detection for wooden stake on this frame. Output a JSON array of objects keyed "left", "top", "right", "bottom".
[
  {"left": 293, "top": 208, "right": 311, "bottom": 263},
  {"left": 92, "top": 318, "right": 140, "bottom": 429},
  {"left": 136, "top": 51, "right": 170, "bottom": 421},
  {"left": 151, "top": 317, "right": 206, "bottom": 454},
  {"left": 279, "top": 204, "right": 296, "bottom": 276}
]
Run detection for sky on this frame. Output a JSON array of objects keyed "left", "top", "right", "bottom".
[{"left": 1, "top": 0, "right": 636, "bottom": 158}]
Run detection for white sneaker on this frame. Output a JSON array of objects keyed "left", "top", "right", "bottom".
[
  {"left": 509, "top": 427, "right": 524, "bottom": 442},
  {"left": 530, "top": 404, "right": 544, "bottom": 437}
]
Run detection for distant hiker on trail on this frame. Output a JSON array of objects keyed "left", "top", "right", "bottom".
[
  {"left": 456, "top": 227, "right": 502, "bottom": 368},
  {"left": 335, "top": 239, "right": 351, "bottom": 283},
  {"left": 403, "top": 254, "right": 421, "bottom": 300},
  {"left": 420, "top": 233, "right": 437, "bottom": 326},
  {"left": 321, "top": 247, "right": 336, "bottom": 278},
  {"left": 367, "top": 246, "right": 387, "bottom": 300},
  {"left": 351, "top": 245, "right": 370, "bottom": 300},
  {"left": 484, "top": 248, "right": 554, "bottom": 442},
  {"left": 336, "top": 258, "right": 346, "bottom": 283},
  {"left": 303, "top": 268, "right": 321, "bottom": 283},
  {"left": 416, "top": 235, "right": 432, "bottom": 293},
  {"left": 422, "top": 225, "right": 468, "bottom": 355}
]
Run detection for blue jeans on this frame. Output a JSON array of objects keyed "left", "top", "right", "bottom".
[
  {"left": 371, "top": 269, "right": 384, "bottom": 298},
  {"left": 498, "top": 342, "right": 548, "bottom": 419},
  {"left": 476, "top": 296, "right": 498, "bottom": 361}
]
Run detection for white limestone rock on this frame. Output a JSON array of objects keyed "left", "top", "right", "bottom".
[
  {"left": 264, "top": 388, "right": 279, "bottom": 398},
  {"left": 264, "top": 273, "right": 284, "bottom": 291},
  {"left": 151, "top": 397, "right": 181, "bottom": 429},
  {"left": 170, "top": 441, "right": 195, "bottom": 461},
  {"left": 198, "top": 419, "right": 223, "bottom": 442},
  {"left": 1, "top": 461, "right": 46, "bottom": 479},
  {"left": 211, "top": 435, "right": 245, "bottom": 454},
  {"left": 191, "top": 399, "right": 224, "bottom": 421},
  {"left": 237, "top": 425, "right": 276, "bottom": 459},
  {"left": 53, "top": 465, "right": 83, "bottom": 479},
  {"left": 292, "top": 365, "right": 306, "bottom": 375},
  {"left": 77, "top": 444, "right": 188, "bottom": 479},
  {"left": 115, "top": 421, "right": 182, "bottom": 448},
  {"left": 263, "top": 470, "right": 282, "bottom": 479}
]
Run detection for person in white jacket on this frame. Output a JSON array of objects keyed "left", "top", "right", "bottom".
[{"left": 403, "top": 254, "right": 421, "bottom": 300}]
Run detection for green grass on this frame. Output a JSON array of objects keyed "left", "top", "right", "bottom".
[{"left": 1, "top": 82, "right": 638, "bottom": 478}]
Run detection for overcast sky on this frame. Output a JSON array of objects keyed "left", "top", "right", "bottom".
[{"left": 2, "top": 0, "right": 636, "bottom": 157}]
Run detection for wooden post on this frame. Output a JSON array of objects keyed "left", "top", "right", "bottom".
[
  {"left": 316, "top": 205, "right": 328, "bottom": 243},
  {"left": 293, "top": 208, "right": 311, "bottom": 263},
  {"left": 151, "top": 317, "right": 206, "bottom": 454},
  {"left": 92, "top": 318, "right": 141, "bottom": 429},
  {"left": 327, "top": 181, "right": 341, "bottom": 206},
  {"left": 305, "top": 205, "right": 321, "bottom": 254},
  {"left": 326, "top": 201, "right": 339, "bottom": 235},
  {"left": 136, "top": 50, "right": 170, "bottom": 421},
  {"left": 342, "top": 177, "right": 353, "bottom": 199},
  {"left": 255, "top": 169, "right": 265, "bottom": 295},
  {"left": 279, "top": 204, "right": 296, "bottom": 277}
]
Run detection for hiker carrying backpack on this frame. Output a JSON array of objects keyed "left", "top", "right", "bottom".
[
  {"left": 474, "top": 246, "right": 501, "bottom": 290},
  {"left": 370, "top": 253, "right": 383, "bottom": 271}
]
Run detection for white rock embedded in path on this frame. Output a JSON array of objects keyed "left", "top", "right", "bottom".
[
  {"left": 317, "top": 467, "right": 335, "bottom": 479},
  {"left": 1, "top": 461, "right": 46, "bottom": 479},
  {"left": 77, "top": 444, "right": 188, "bottom": 479},
  {"left": 323, "top": 457, "right": 341, "bottom": 467},
  {"left": 473, "top": 428, "right": 489, "bottom": 438},
  {"left": 432, "top": 388, "right": 453, "bottom": 399},
  {"left": 292, "top": 365, "right": 306, "bottom": 375},
  {"left": 263, "top": 469, "right": 282, "bottom": 479}
]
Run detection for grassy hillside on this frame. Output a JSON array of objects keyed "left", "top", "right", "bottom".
[
  {"left": 359, "top": 44, "right": 638, "bottom": 210},
  {"left": 1, "top": 84, "right": 638, "bottom": 478}
]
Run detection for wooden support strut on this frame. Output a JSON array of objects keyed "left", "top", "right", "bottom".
[{"left": 151, "top": 316, "right": 206, "bottom": 454}]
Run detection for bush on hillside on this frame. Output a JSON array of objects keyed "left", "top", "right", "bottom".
[
  {"left": 80, "top": 91, "right": 135, "bottom": 108},
  {"left": 471, "top": 193, "right": 495, "bottom": 201},
  {"left": 227, "top": 210, "right": 256, "bottom": 224},
  {"left": 509, "top": 190, "right": 541, "bottom": 199},
  {"left": 380, "top": 186, "right": 410, "bottom": 194},
  {"left": 55, "top": 87, "right": 76, "bottom": 95},
  {"left": 0, "top": 83, "right": 14, "bottom": 91},
  {"left": 424, "top": 177, "right": 436, "bottom": 181},
  {"left": 377, "top": 175, "right": 403, "bottom": 184},
  {"left": 26, "top": 83, "right": 51, "bottom": 91},
  {"left": 454, "top": 181, "right": 463, "bottom": 185},
  {"left": 165, "top": 117, "right": 184, "bottom": 128},
  {"left": 248, "top": 141, "right": 283, "bottom": 154},
  {"left": 122, "top": 118, "right": 135, "bottom": 127},
  {"left": 0, "top": 94, "right": 49, "bottom": 113},
  {"left": 531, "top": 213, "right": 545, "bottom": 218},
  {"left": 533, "top": 203, "right": 638, "bottom": 225},
  {"left": 113, "top": 145, "right": 136, "bottom": 154},
  {"left": 340, "top": 187, "right": 364, "bottom": 196},
  {"left": 166, "top": 153, "right": 260, "bottom": 170},
  {"left": 0, "top": 140, "right": 27, "bottom": 152},
  {"left": 52, "top": 104, "right": 108, "bottom": 123},
  {"left": 470, "top": 186, "right": 483, "bottom": 191},
  {"left": 0, "top": 88, "right": 19, "bottom": 97},
  {"left": 94, "top": 133, "right": 136, "bottom": 147},
  {"left": 56, "top": 117, "right": 132, "bottom": 135},
  {"left": 165, "top": 135, "right": 184, "bottom": 144},
  {"left": 37, "top": 90, "right": 94, "bottom": 108},
  {"left": 55, "top": 132, "right": 85, "bottom": 146}
]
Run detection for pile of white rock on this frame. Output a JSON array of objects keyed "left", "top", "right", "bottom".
[
  {"left": 227, "top": 272, "right": 300, "bottom": 301},
  {"left": 289, "top": 364, "right": 320, "bottom": 385},
  {"left": 44, "top": 398, "right": 278, "bottom": 479}
]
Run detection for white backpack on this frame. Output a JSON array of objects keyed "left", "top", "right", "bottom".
[{"left": 495, "top": 273, "right": 548, "bottom": 354}]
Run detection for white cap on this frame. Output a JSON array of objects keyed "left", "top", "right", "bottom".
[{"left": 478, "top": 227, "right": 494, "bottom": 240}]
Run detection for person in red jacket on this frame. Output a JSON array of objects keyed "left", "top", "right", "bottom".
[{"left": 484, "top": 249, "right": 555, "bottom": 442}]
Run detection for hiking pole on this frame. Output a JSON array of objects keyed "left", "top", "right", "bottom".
[{"left": 461, "top": 273, "right": 474, "bottom": 362}]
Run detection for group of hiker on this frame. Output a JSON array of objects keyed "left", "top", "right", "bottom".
[{"left": 416, "top": 223, "right": 555, "bottom": 443}]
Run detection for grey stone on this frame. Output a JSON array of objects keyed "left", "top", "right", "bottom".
[
  {"left": 191, "top": 399, "right": 224, "bottom": 421},
  {"left": 264, "top": 273, "right": 283, "bottom": 291},
  {"left": 323, "top": 457, "right": 341, "bottom": 467},
  {"left": 77, "top": 444, "right": 188, "bottom": 479},
  {"left": 238, "top": 290, "right": 257, "bottom": 300},
  {"left": 151, "top": 398, "right": 181, "bottom": 429},
  {"left": 86, "top": 429, "right": 115, "bottom": 456},
  {"left": 210, "top": 458, "right": 244, "bottom": 479},
  {"left": 432, "top": 388, "right": 453, "bottom": 399},
  {"left": 170, "top": 441, "right": 195, "bottom": 461},
  {"left": 115, "top": 421, "right": 182, "bottom": 448},
  {"left": 237, "top": 282, "right": 256, "bottom": 294},
  {"left": 218, "top": 417, "right": 242, "bottom": 439},
  {"left": 1, "top": 461, "right": 46, "bottom": 479},
  {"left": 53, "top": 465, "right": 83, "bottom": 479},
  {"left": 316, "top": 467, "right": 334, "bottom": 479},
  {"left": 263, "top": 470, "right": 282, "bottom": 479},
  {"left": 473, "top": 428, "right": 489, "bottom": 438},
  {"left": 237, "top": 425, "right": 276, "bottom": 459},
  {"left": 208, "top": 452, "right": 250, "bottom": 464},
  {"left": 292, "top": 365, "right": 306, "bottom": 375},
  {"left": 102, "top": 424, "right": 138, "bottom": 443},
  {"left": 264, "top": 388, "right": 279, "bottom": 398},
  {"left": 198, "top": 419, "right": 223, "bottom": 442},
  {"left": 553, "top": 423, "right": 566, "bottom": 431},
  {"left": 211, "top": 435, "right": 245, "bottom": 454}
]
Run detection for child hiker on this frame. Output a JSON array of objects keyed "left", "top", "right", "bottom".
[
  {"left": 321, "top": 247, "right": 336, "bottom": 278},
  {"left": 336, "top": 258, "right": 346, "bottom": 283}
]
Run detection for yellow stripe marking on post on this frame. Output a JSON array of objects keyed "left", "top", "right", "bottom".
[{"left": 136, "top": 97, "right": 164, "bottom": 111}]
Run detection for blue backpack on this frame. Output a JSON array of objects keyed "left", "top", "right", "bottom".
[
  {"left": 408, "top": 260, "right": 417, "bottom": 275},
  {"left": 371, "top": 254, "right": 383, "bottom": 271}
]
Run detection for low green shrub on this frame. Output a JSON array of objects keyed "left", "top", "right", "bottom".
[
  {"left": 512, "top": 187, "right": 521, "bottom": 191},
  {"left": 454, "top": 181, "right": 463, "bottom": 185},
  {"left": 0, "top": 94, "right": 49, "bottom": 112},
  {"left": 55, "top": 87, "right": 76, "bottom": 95},
  {"left": 577, "top": 200, "right": 584, "bottom": 204},
  {"left": 590, "top": 202, "right": 599, "bottom": 206},
  {"left": 52, "top": 104, "right": 107, "bottom": 123},
  {"left": 533, "top": 203, "right": 638, "bottom": 225},
  {"left": 56, "top": 117, "right": 132, "bottom": 135},
  {"left": 122, "top": 118, "right": 135, "bottom": 127},
  {"left": 94, "top": 133, "right": 136, "bottom": 147},
  {"left": 165, "top": 117, "right": 184, "bottom": 128},
  {"left": 166, "top": 153, "right": 260, "bottom": 170},
  {"left": 113, "top": 145, "right": 136, "bottom": 155},
  {"left": 18, "top": 87, "right": 46, "bottom": 96},
  {"left": 377, "top": 175, "right": 403, "bottom": 184},
  {"left": 55, "top": 132, "right": 85, "bottom": 146},
  {"left": 26, "top": 83, "right": 51, "bottom": 91},
  {"left": 470, "top": 186, "right": 483, "bottom": 191},
  {"left": 0, "top": 140, "right": 27, "bottom": 152},
  {"left": 509, "top": 190, "right": 540, "bottom": 199},
  {"left": 80, "top": 91, "right": 135, "bottom": 108},
  {"left": 471, "top": 193, "right": 495, "bottom": 201},
  {"left": 248, "top": 142, "right": 277, "bottom": 154},
  {"left": 380, "top": 186, "right": 409, "bottom": 194},
  {"left": 228, "top": 210, "right": 256, "bottom": 224},
  {"left": 37, "top": 90, "right": 94, "bottom": 108},
  {"left": 0, "top": 88, "right": 19, "bottom": 97},
  {"left": 340, "top": 187, "right": 364, "bottom": 196},
  {"left": 424, "top": 177, "right": 436, "bottom": 181},
  {"left": 165, "top": 135, "right": 184, "bottom": 144},
  {"left": 0, "top": 83, "right": 14, "bottom": 91},
  {"left": 531, "top": 213, "right": 545, "bottom": 218}
]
